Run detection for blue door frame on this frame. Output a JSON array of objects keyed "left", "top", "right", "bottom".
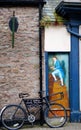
[
  {"left": 69, "top": 24, "right": 80, "bottom": 122},
  {"left": 45, "top": 23, "right": 81, "bottom": 122}
]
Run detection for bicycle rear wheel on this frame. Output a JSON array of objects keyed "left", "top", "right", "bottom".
[
  {"left": 44, "top": 103, "right": 67, "bottom": 128},
  {"left": 1, "top": 104, "right": 26, "bottom": 130}
]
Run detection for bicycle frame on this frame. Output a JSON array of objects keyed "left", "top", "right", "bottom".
[
  {"left": 17, "top": 91, "right": 64, "bottom": 116},
  {"left": 22, "top": 97, "right": 48, "bottom": 114},
  {"left": 9, "top": 94, "right": 49, "bottom": 124}
]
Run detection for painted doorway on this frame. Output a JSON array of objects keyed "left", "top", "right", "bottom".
[{"left": 46, "top": 52, "right": 70, "bottom": 112}]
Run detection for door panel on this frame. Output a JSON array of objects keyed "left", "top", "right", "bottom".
[{"left": 47, "top": 52, "right": 70, "bottom": 115}]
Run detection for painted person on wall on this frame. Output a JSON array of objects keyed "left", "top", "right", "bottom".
[{"left": 50, "top": 56, "right": 64, "bottom": 86}]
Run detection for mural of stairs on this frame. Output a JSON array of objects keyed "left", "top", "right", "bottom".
[{"left": 48, "top": 74, "right": 70, "bottom": 116}]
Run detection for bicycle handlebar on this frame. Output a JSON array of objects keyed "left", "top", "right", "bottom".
[
  {"left": 19, "top": 91, "right": 64, "bottom": 100},
  {"left": 49, "top": 92, "right": 64, "bottom": 97},
  {"left": 49, "top": 92, "right": 64, "bottom": 102}
]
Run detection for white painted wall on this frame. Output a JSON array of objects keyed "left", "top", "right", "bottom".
[{"left": 45, "top": 25, "right": 70, "bottom": 52}]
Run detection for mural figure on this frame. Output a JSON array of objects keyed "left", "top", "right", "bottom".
[{"left": 50, "top": 56, "right": 64, "bottom": 86}]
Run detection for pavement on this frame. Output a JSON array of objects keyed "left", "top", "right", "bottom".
[
  {"left": 20, "top": 123, "right": 81, "bottom": 130},
  {"left": 1, "top": 123, "right": 81, "bottom": 130}
]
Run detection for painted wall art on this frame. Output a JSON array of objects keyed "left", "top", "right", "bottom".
[{"left": 48, "top": 53, "right": 69, "bottom": 110}]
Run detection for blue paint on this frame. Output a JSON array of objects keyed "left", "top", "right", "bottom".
[{"left": 69, "top": 24, "right": 80, "bottom": 122}]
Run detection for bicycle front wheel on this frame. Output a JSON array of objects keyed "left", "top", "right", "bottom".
[
  {"left": 44, "top": 103, "right": 67, "bottom": 128},
  {"left": 1, "top": 104, "right": 26, "bottom": 130}
]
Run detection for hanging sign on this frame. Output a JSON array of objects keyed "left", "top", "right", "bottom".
[{"left": 9, "top": 11, "right": 19, "bottom": 48}]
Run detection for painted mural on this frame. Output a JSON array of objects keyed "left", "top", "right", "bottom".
[{"left": 48, "top": 53, "right": 69, "bottom": 111}]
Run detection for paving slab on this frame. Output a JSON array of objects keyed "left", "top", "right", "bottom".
[
  {"left": 19, "top": 123, "right": 81, "bottom": 130},
  {"left": 1, "top": 123, "right": 81, "bottom": 130}
]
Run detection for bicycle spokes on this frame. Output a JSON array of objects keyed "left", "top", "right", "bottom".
[{"left": 44, "top": 103, "right": 67, "bottom": 128}]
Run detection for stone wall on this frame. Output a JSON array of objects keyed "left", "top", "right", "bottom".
[{"left": 0, "top": 7, "right": 41, "bottom": 109}]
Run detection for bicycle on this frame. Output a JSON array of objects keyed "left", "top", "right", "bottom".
[{"left": 1, "top": 91, "right": 67, "bottom": 130}]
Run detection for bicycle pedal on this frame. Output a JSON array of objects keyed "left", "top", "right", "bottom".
[{"left": 13, "top": 123, "right": 19, "bottom": 127}]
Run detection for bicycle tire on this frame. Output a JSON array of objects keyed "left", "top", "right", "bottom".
[
  {"left": 1, "top": 104, "right": 26, "bottom": 130},
  {"left": 44, "top": 103, "right": 67, "bottom": 128}
]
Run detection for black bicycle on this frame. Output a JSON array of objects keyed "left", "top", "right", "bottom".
[{"left": 1, "top": 91, "right": 67, "bottom": 130}]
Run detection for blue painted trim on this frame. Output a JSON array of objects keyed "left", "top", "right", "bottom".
[
  {"left": 67, "top": 25, "right": 81, "bottom": 38},
  {"left": 69, "top": 25, "right": 80, "bottom": 122},
  {"left": 45, "top": 52, "right": 49, "bottom": 96}
]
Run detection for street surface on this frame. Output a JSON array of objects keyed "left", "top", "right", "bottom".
[{"left": 0, "top": 123, "right": 81, "bottom": 130}]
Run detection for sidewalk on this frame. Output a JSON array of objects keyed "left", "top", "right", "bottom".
[
  {"left": 20, "top": 123, "right": 81, "bottom": 130},
  {"left": 1, "top": 123, "right": 81, "bottom": 130}
]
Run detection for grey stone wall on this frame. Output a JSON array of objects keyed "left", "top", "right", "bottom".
[{"left": 0, "top": 7, "right": 40, "bottom": 109}]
